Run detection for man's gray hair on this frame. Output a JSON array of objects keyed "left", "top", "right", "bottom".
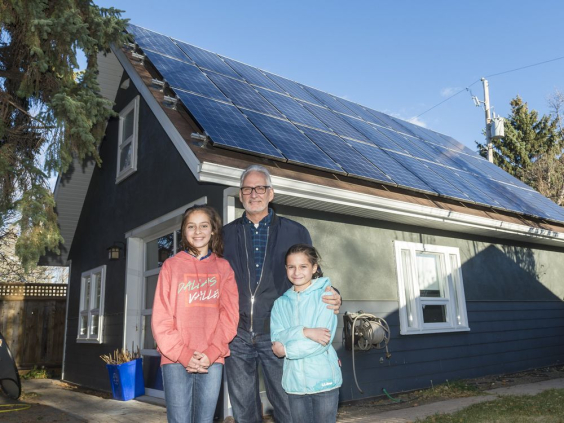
[{"left": 239, "top": 165, "right": 272, "bottom": 187}]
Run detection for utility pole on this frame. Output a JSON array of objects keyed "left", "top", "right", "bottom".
[{"left": 482, "top": 77, "right": 493, "bottom": 163}]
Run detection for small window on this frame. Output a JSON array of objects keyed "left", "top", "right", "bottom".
[
  {"left": 116, "top": 96, "right": 140, "bottom": 183},
  {"left": 394, "top": 241, "right": 469, "bottom": 335},
  {"left": 77, "top": 265, "right": 106, "bottom": 343}
]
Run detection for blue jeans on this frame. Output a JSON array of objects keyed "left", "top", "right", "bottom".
[
  {"left": 288, "top": 388, "right": 339, "bottom": 423},
  {"left": 162, "top": 363, "right": 223, "bottom": 423},
  {"left": 225, "top": 329, "right": 292, "bottom": 423}
]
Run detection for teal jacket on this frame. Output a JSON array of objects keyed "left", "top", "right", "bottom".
[{"left": 270, "top": 277, "right": 342, "bottom": 395}]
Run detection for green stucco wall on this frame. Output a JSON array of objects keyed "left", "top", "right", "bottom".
[{"left": 235, "top": 204, "right": 564, "bottom": 302}]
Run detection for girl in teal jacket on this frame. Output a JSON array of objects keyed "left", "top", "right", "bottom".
[{"left": 271, "top": 244, "right": 342, "bottom": 423}]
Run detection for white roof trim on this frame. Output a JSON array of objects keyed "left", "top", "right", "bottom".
[
  {"left": 199, "top": 162, "right": 564, "bottom": 247},
  {"left": 111, "top": 45, "right": 201, "bottom": 178}
]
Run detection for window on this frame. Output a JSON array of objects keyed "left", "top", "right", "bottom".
[
  {"left": 77, "top": 265, "right": 106, "bottom": 343},
  {"left": 394, "top": 241, "right": 469, "bottom": 335},
  {"left": 116, "top": 96, "right": 140, "bottom": 183}
]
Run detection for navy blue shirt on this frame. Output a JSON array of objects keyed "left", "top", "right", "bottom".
[{"left": 243, "top": 208, "right": 273, "bottom": 287}]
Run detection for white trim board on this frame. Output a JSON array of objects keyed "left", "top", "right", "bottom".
[{"left": 200, "top": 162, "right": 564, "bottom": 248}]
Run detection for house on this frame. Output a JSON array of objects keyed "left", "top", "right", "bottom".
[{"left": 47, "top": 24, "right": 564, "bottom": 415}]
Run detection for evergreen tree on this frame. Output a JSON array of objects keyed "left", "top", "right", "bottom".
[
  {"left": 0, "top": 1, "right": 127, "bottom": 269},
  {"left": 477, "top": 96, "right": 564, "bottom": 205}
]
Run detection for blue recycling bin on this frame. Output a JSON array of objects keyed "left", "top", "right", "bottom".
[{"left": 106, "top": 358, "right": 145, "bottom": 401}]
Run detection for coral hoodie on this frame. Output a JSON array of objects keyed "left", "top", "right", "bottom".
[{"left": 151, "top": 251, "right": 239, "bottom": 367}]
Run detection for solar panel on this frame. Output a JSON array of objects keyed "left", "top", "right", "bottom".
[
  {"left": 174, "top": 40, "right": 241, "bottom": 79},
  {"left": 371, "top": 126, "right": 417, "bottom": 154},
  {"left": 519, "top": 189, "right": 564, "bottom": 221},
  {"left": 365, "top": 108, "right": 414, "bottom": 135},
  {"left": 430, "top": 144, "right": 476, "bottom": 171},
  {"left": 335, "top": 98, "right": 386, "bottom": 124},
  {"left": 339, "top": 116, "right": 406, "bottom": 152},
  {"left": 300, "top": 103, "right": 370, "bottom": 141},
  {"left": 127, "top": 25, "right": 191, "bottom": 63},
  {"left": 501, "top": 185, "right": 553, "bottom": 219},
  {"left": 348, "top": 141, "right": 436, "bottom": 193},
  {"left": 303, "top": 87, "right": 358, "bottom": 116},
  {"left": 144, "top": 51, "right": 228, "bottom": 101},
  {"left": 255, "top": 88, "right": 328, "bottom": 130},
  {"left": 134, "top": 24, "right": 564, "bottom": 223},
  {"left": 455, "top": 171, "right": 527, "bottom": 213},
  {"left": 297, "top": 126, "right": 395, "bottom": 184},
  {"left": 388, "top": 152, "right": 470, "bottom": 201},
  {"left": 396, "top": 135, "right": 442, "bottom": 163},
  {"left": 399, "top": 121, "right": 455, "bottom": 150},
  {"left": 220, "top": 57, "right": 283, "bottom": 92},
  {"left": 423, "top": 162, "right": 499, "bottom": 206},
  {"left": 175, "top": 90, "right": 284, "bottom": 160},
  {"left": 422, "top": 128, "right": 464, "bottom": 150},
  {"left": 263, "top": 72, "right": 323, "bottom": 105},
  {"left": 456, "top": 154, "right": 532, "bottom": 189},
  {"left": 437, "top": 133, "right": 476, "bottom": 154},
  {"left": 205, "top": 72, "right": 282, "bottom": 117},
  {"left": 243, "top": 111, "right": 343, "bottom": 173}
]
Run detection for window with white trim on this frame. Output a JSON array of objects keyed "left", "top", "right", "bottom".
[
  {"left": 77, "top": 265, "right": 106, "bottom": 343},
  {"left": 116, "top": 96, "right": 139, "bottom": 183},
  {"left": 394, "top": 241, "right": 469, "bottom": 335}
]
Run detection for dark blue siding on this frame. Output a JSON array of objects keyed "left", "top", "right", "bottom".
[
  {"left": 336, "top": 300, "right": 564, "bottom": 401},
  {"left": 63, "top": 71, "right": 226, "bottom": 391}
]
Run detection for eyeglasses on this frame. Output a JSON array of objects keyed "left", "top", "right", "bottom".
[{"left": 240, "top": 185, "right": 271, "bottom": 195}]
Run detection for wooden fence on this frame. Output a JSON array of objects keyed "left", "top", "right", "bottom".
[{"left": 0, "top": 283, "right": 67, "bottom": 369}]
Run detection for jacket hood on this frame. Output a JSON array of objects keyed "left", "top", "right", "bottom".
[
  {"left": 283, "top": 277, "right": 331, "bottom": 299},
  {"left": 172, "top": 251, "right": 217, "bottom": 263}
]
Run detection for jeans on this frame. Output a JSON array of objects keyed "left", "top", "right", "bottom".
[
  {"left": 162, "top": 363, "right": 223, "bottom": 423},
  {"left": 225, "top": 328, "right": 292, "bottom": 423},
  {"left": 288, "top": 388, "right": 339, "bottom": 423}
]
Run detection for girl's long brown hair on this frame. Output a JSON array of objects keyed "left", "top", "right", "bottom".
[{"left": 180, "top": 205, "right": 224, "bottom": 257}]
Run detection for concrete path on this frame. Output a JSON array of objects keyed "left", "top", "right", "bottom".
[{"left": 0, "top": 377, "right": 562, "bottom": 422}]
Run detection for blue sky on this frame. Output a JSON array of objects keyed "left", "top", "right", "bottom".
[{"left": 94, "top": 0, "right": 564, "bottom": 151}]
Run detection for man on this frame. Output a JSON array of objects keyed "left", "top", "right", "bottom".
[{"left": 223, "top": 165, "right": 341, "bottom": 423}]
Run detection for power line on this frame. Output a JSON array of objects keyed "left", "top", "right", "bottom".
[
  {"left": 416, "top": 55, "right": 564, "bottom": 118},
  {"left": 485, "top": 55, "right": 564, "bottom": 79}
]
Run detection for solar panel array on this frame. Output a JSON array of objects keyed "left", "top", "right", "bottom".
[{"left": 126, "top": 24, "right": 564, "bottom": 223}]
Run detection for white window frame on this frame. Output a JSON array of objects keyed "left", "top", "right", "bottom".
[
  {"left": 116, "top": 95, "right": 140, "bottom": 183},
  {"left": 394, "top": 241, "right": 469, "bottom": 335},
  {"left": 77, "top": 265, "right": 106, "bottom": 343}
]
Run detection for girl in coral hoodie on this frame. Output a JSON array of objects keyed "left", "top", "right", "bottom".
[{"left": 152, "top": 205, "right": 239, "bottom": 423}]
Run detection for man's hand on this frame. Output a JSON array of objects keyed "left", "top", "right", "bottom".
[
  {"left": 271, "top": 341, "right": 286, "bottom": 358},
  {"left": 303, "top": 327, "right": 331, "bottom": 346},
  {"left": 322, "top": 286, "right": 342, "bottom": 315}
]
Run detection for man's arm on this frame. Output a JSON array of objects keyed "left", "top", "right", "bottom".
[{"left": 299, "top": 224, "right": 342, "bottom": 314}]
